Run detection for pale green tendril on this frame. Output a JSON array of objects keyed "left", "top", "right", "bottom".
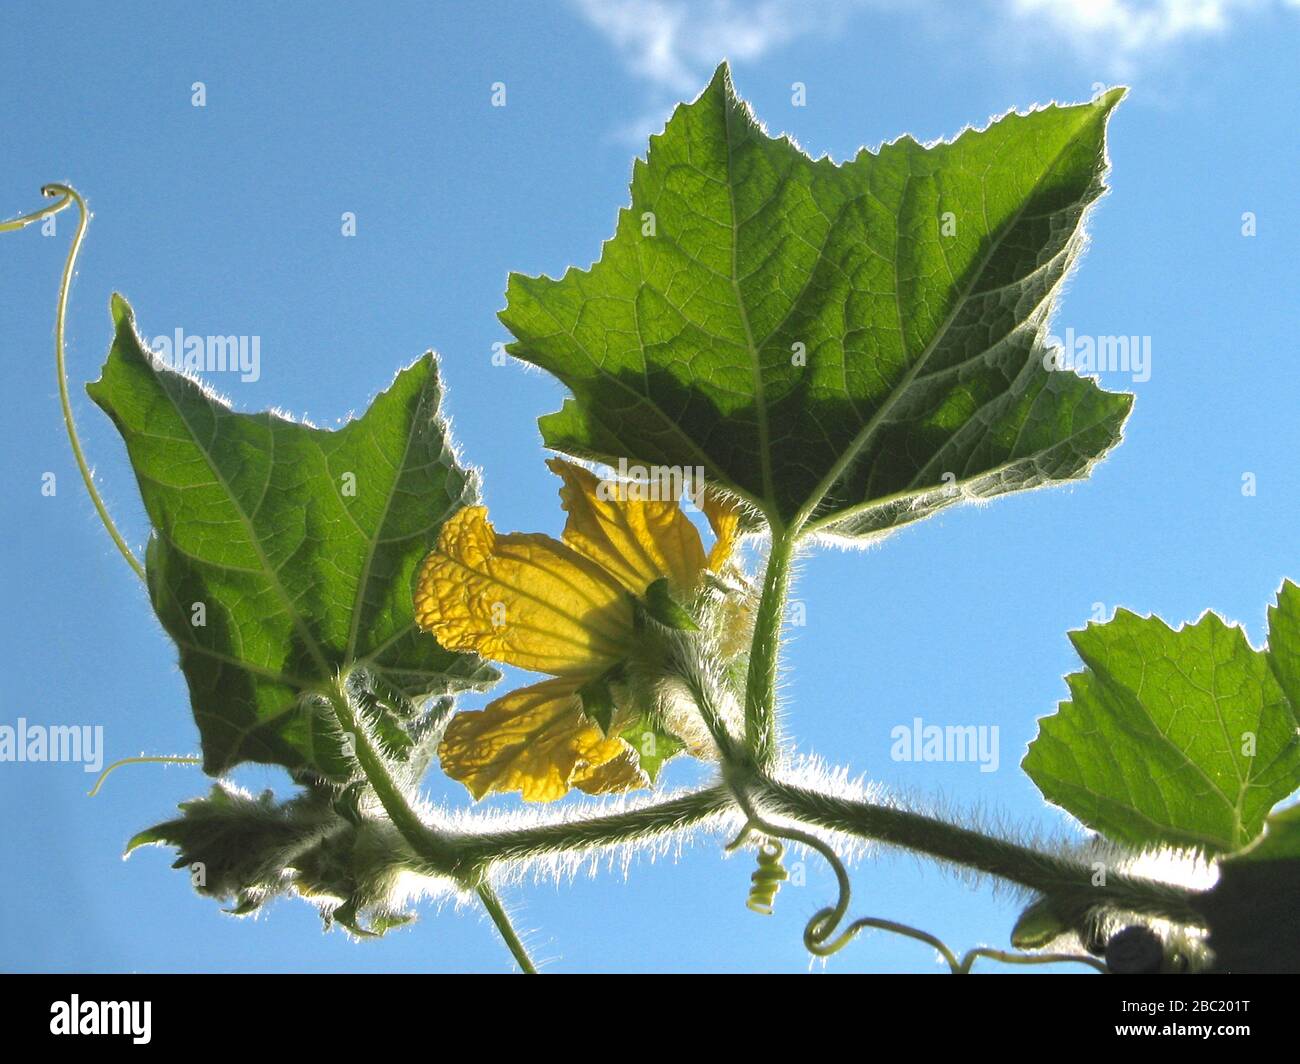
[
  {"left": 728, "top": 813, "right": 1108, "bottom": 975},
  {"left": 3, "top": 184, "right": 147, "bottom": 582},
  {"left": 86, "top": 755, "right": 203, "bottom": 797}
]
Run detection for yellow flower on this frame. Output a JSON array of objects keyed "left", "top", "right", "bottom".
[{"left": 413, "top": 458, "right": 742, "bottom": 802}]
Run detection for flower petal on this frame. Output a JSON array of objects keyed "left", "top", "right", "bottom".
[
  {"left": 701, "top": 490, "right": 744, "bottom": 572},
  {"left": 414, "top": 506, "right": 633, "bottom": 674},
  {"left": 573, "top": 749, "right": 649, "bottom": 796},
  {"left": 438, "top": 677, "right": 637, "bottom": 802},
  {"left": 549, "top": 458, "right": 706, "bottom": 595}
]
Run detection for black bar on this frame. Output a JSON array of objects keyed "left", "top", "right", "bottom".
[{"left": 0, "top": 973, "right": 1283, "bottom": 1047}]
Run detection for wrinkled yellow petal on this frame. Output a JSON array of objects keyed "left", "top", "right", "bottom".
[
  {"left": 549, "top": 458, "right": 706, "bottom": 595},
  {"left": 414, "top": 506, "right": 633, "bottom": 674},
  {"left": 702, "top": 490, "right": 744, "bottom": 571},
  {"left": 572, "top": 748, "right": 649, "bottom": 796},
  {"left": 438, "top": 678, "right": 636, "bottom": 802}
]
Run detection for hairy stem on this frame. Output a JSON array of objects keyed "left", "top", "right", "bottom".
[
  {"left": 326, "top": 679, "right": 460, "bottom": 872},
  {"left": 754, "top": 777, "right": 1201, "bottom": 924},
  {"left": 454, "top": 785, "right": 734, "bottom": 867},
  {"left": 475, "top": 882, "right": 538, "bottom": 974},
  {"left": 743, "top": 532, "right": 796, "bottom": 768},
  {"left": 449, "top": 770, "right": 1196, "bottom": 931},
  {"left": 326, "top": 678, "right": 541, "bottom": 971}
]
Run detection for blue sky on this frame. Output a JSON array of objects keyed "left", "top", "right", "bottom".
[{"left": 2, "top": 0, "right": 1297, "bottom": 974}]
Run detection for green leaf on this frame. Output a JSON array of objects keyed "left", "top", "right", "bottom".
[
  {"left": 501, "top": 63, "right": 1132, "bottom": 537},
  {"left": 1222, "top": 802, "right": 1300, "bottom": 863},
  {"left": 1024, "top": 609, "right": 1300, "bottom": 854},
  {"left": 130, "top": 782, "right": 420, "bottom": 936},
  {"left": 126, "top": 784, "right": 334, "bottom": 910},
  {"left": 1266, "top": 580, "right": 1300, "bottom": 720},
  {"left": 1194, "top": 804, "right": 1300, "bottom": 972},
  {"left": 89, "top": 296, "right": 498, "bottom": 779}
]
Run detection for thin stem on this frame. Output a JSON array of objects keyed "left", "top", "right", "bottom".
[
  {"left": 755, "top": 776, "right": 1201, "bottom": 924},
  {"left": 19, "top": 185, "right": 147, "bottom": 582},
  {"left": 958, "top": 947, "right": 1109, "bottom": 975},
  {"left": 667, "top": 639, "right": 742, "bottom": 763},
  {"left": 475, "top": 882, "right": 538, "bottom": 974},
  {"left": 743, "top": 532, "right": 796, "bottom": 768},
  {"left": 730, "top": 798, "right": 958, "bottom": 965},
  {"left": 826, "top": 914, "right": 962, "bottom": 969}
]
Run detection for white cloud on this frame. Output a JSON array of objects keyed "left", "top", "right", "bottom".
[
  {"left": 569, "top": 0, "right": 842, "bottom": 92},
  {"left": 1008, "top": 0, "right": 1269, "bottom": 68},
  {"left": 569, "top": 0, "right": 876, "bottom": 93},
  {"left": 571, "top": 0, "right": 1291, "bottom": 93},
  {"left": 570, "top": 0, "right": 884, "bottom": 141}
]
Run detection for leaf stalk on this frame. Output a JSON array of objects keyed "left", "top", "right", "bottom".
[{"left": 742, "top": 531, "right": 797, "bottom": 768}]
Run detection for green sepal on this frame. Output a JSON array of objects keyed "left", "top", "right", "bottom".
[
  {"left": 330, "top": 781, "right": 368, "bottom": 826},
  {"left": 1010, "top": 897, "right": 1073, "bottom": 950},
  {"left": 329, "top": 899, "right": 416, "bottom": 939},
  {"left": 619, "top": 711, "right": 686, "bottom": 782},
  {"left": 642, "top": 578, "right": 699, "bottom": 631},
  {"left": 578, "top": 664, "right": 625, "bottom": 735}
]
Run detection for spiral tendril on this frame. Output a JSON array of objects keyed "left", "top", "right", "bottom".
[
  {"left": 728, "top": 801, "right": 1107, "bottom": 974},
  {"left": 744, "top": 839, "right": 789, "bottom": 915}
]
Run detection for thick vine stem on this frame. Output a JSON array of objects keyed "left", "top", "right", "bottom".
[
  {"left": 752, "top": 776, "right": 1202, "bottom": 925},
  {"left": 742, "top": 531, "right": 796, "bottom": 768},
  {"left": 452, "top": 785, "right": 735, "bottom": 867}
]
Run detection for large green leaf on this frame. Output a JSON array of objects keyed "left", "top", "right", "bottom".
[
  {"left": 89, "top": 296, "right": 497, "bottom": 779},
  {"left": 1024, "top": 605, "right": 1300, "bottom": 854},
  {"left": 501, "top": 63, "right": 1132, "bottom": 537}
]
